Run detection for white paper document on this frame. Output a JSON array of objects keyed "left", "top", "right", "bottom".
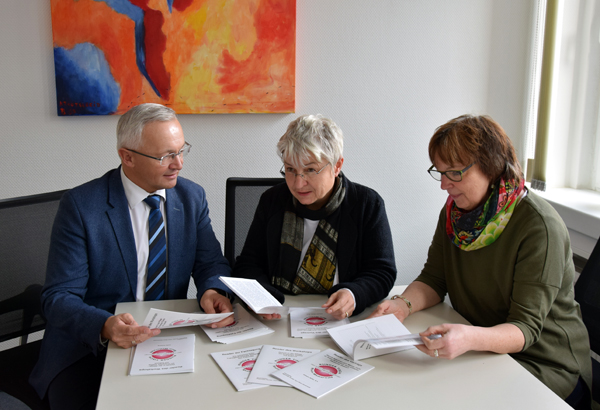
[
  {"left": 129, "top": 334, "right": 195, "bottom": 376},
  {"left": 289, "top": 307, "right": 350, "bottom": 338},
  {"left": 271, "top": 348, "right": 374, "bottom": 398},
  {"left": 327, "top": 314, "right": 415, "bottom": 360},
  {"left": 201, "top": 303, "right": 274, "bottom": 344},
  {"left": 211, "top": 345, "right": 269, "bottom": 391},
  {"left": 219, "top": 276, "right": 289, "bottom": 315},
  {"left": 365, "top": 333, "right": 442, "bottom": 349},
  {"left": 142, "top": 308, "right": 233, "bottom": 329},
  {"left": 247, "top": 345, "right": 321, "bottom": 387}
]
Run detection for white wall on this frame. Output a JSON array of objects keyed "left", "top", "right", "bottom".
[{"left": 0, "top": 0, "right": 533, "bottom": 285}]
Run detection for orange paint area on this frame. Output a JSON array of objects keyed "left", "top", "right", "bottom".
[{"left": 50, "top": 0, "right": 295, "bottom": 114}]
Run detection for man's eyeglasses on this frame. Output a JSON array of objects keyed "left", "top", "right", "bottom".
[
  {"left": 126, "top": 142, "right": 191, "bottom": 166},
  {"left": 280, "top": 163, "right": 331, "bottom": 180},
  {"left": 427, "top": 163, "right": 474, "bottom": 182}
]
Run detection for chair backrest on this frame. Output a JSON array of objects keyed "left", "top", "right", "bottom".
[
  {"left": 574, "top": 234, "right": 600, "bottom": 403},
  {"left": 575, "top": 236, "right": 600, "bottom": 354},
  {"left": 0, "top": 190, "right": 68, "bottom": 344},
  {"left": 224, "top": 177, "right": 284, "bottom": 268}
]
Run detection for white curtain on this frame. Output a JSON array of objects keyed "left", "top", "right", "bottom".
[{"left": 543, "top": 0, "right": 600, "bottom": 191}]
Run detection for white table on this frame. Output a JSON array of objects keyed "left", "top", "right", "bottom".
[{"left": 96, "top": 286, "right": 570, "bottom": 409}]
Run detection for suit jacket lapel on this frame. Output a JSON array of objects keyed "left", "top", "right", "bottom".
[{"left": 106, "top": 168, "right": 138, "bottom": 297}]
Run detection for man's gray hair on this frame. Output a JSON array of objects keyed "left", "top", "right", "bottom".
[
  {"left": 117, "top": 103, "right": 177, "bottom": 150},
  {"left": 277, "top": 114, "right": 344, "bottom": 169}
]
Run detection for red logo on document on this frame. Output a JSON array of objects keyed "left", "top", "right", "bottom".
[
  {"left": 305, "top": 316, "right": 327, "bottom": 326},
  {"left": 151, "top": 349, "right": 175, "bottom": 360},
  {"left": 275, "top": 359, "right": 298, "bottom": 369},
  {"left": 170, "top": 319, "right": 195, "bottom": 326},
  {"left": 312, "top": 365, "right": 339, "bottom": 378},
  {"left": 241, "top": 360, "right": 256, "bottom": 372}
]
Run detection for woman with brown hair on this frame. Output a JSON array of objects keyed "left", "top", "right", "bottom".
[{"left": 370, "top": 114, "right": 593, "bottom": 409}]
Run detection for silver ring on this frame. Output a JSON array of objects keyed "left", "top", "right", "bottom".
[
  {"left": 345, "top": 312, "right": 349, "bottom": 318},
  {"left": 132, "top": 340, "right": 137, "bottom": 346},
  {"left": 434, "top": 349, "right": 439, "bottom": 358}
]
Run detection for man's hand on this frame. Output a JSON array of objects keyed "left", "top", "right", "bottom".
[
  {"left": 322, "top": 289, "right": 355, "bottom": 320},
  {"left": 200, "top": 289, "right": 234, "bottom": 328},
  {"left": 101, "top": 313, "right": 161, "bottom": 349}
]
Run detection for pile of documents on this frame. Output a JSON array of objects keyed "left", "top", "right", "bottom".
[{"left": 211, "top": 344, "right": 374, "bottom": 398}]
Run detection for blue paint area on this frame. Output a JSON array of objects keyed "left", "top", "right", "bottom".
[
  {"left": 54, "top": 43, "right": 120, "bottom": 116},
  {"left": 94, "top": 0, "right": 142, "bottom": 21},
  {"left": 167, "top": 0, "right": 174, "bottom": 13},
  {"left": 94, "top": 0, "right": 162, "bottom": 98}
]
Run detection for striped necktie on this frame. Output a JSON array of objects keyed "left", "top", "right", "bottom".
[{"left": 143, "top": 195, "right": 167, "bottom": 300}]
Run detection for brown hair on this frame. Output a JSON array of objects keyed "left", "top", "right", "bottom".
[{"left": 428, "top": 115, "right": 522, "bottom": 184}]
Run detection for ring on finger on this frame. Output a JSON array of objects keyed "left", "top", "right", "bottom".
[
  {"left": 434, "top": 349, "right": 439, "bottom": 358},
  {"left": 132, "top": 339, "right": 137, "bottom": 346},
  {"left": 345, "top": 311, "right": 349, "bottom": 318}
]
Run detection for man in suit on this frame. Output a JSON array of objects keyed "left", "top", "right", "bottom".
[{"left": 30, "top": 103, "right": 234, "bottom": 409}]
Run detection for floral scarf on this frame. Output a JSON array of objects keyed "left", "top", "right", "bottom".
[{"left": 446, "top": 177, "right": 526, "bottom": 251}]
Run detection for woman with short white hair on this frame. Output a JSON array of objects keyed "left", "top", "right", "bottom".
[{"left": 233, "top": 114, "right": 396, "bottom": 320}]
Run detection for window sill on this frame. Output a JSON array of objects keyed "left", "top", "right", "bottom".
[{"left": 533, "top": 187, "right": 600, "bottom": 258}]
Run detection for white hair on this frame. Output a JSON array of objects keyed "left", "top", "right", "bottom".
[
  {"left": 277, "top": 114, "right": 344, "bottom": 170},
  {"left": 117, "top": 103, "right": 177, "bottom": 150}
]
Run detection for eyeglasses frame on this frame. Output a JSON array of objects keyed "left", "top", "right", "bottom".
[
  {"left": 126, "top": 142, "right": 192, "bottom": 166},
  {"left": 280, "top": 162, "right": 331, "bottom": 180},
  {"left": 427, "top": 162, "right": 474, "bottom": 182}
]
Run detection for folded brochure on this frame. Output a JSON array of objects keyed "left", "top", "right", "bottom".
[{"left": 219, "top": 276, "right": 289, "bottom": 315}]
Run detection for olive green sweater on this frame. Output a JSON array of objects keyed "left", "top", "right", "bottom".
[{"left": 415, "top": 190, "right": 592, "bottom": 399}]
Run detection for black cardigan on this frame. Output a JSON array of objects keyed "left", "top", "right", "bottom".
[{"left": 233, "top": 175, "right": 397, "bottom": 315}]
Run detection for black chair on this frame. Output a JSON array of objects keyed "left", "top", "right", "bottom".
[
  {"left": 224, "top": 177, "right": 283, "bottom": 268},
  {"left": 0, "top": 189, "right": 68, "bottom": 410},
  {"left": 574, "top": 235, "right": 600, "bottom": 406}
]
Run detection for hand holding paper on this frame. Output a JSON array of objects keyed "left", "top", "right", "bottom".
[
  {"left": 142, "top": 308, "right": 233, "bottom": 329},
  {"left": 219, "top": 277, "right": 289, "bottom": 315}
]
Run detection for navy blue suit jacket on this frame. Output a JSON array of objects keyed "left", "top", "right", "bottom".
[{"left": 30, "top": 168, "right": 231, "bottom": 397}]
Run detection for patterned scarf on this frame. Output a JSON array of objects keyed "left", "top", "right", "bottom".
[
  {"left": 274, "top": 176, "right": 345, "bottom": 294},
  {"left": 446, "top": 177, "right": 525, "bottom": 251}
]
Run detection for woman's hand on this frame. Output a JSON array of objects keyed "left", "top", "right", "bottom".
[
  {"left": 415, "top": 324, "right": 472, "bottom": 359},
  {"left": 259, "top": 313, "right": 282, "bottom": 320},
  {"left": 368, "top": 298, "right": 410, "bottom": 322},
  {"left": 415, "top": 322, "right": 524, "bottom": 359},
  {"left": 322, "top": 289, "right": 354, "bottom": 320}
]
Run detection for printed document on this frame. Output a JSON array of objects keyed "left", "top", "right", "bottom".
[
  {"left": 327, "top": 314, "right": 415, "bottom": 360},
  {"left": 211, "top": 346, "right": 269, "bottom": 391},
  {"left": 289, "top": 307, "right": 350, "bottom": 338},
  {"left": 247, "top": 345, "right": 321, "bottom": 387},
  {"left": 201, "top": 303, "right": 274, "bottom": 344},
  {"left": 219, "top": 277, "right": 289, "bottom": 315},
  {"left": 129, "top": 334, "right": 194, "bottom": 376},
  {"left": 142, "top": 308, "right": 233, "bottom": 329},
  {"left": 271, "top": 348, "right": 374, "bottom": 398}
]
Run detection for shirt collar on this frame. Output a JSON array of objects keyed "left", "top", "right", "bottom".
[{"left": 120, "top": 167, "right": 166, "bottom": 210}]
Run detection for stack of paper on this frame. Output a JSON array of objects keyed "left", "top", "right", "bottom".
[
  {"left": 327, "top": 314, "right": 415, "bottom": 360},
  {"left": 212, "top": 344, "right": 373, "bottom": 397},
  {"left": 289, "top": 307, "right": 350, "bottom": 338},
  {"left": 247, "top": 345, "right": 321, "bottom": 386},
  {"left": 211, "top": 346, "right": 268, "bottom": 391},
  {"left": 271, "top": 349, "right": 374, "bottom": 398},
  {"left": 201, "top": 303, "right": 274, "bottom": 344},
  {"left": 129, "top": 334, "right": 195, "bottom": 376},
  {"left": 142, "top": 308, "right": 233, "bottom": 329}
]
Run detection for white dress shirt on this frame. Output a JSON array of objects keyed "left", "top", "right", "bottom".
[{"left": 120, "top": 168, "right": 167, "bottom": 301}]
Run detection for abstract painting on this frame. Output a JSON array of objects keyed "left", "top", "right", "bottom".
[{"left": 50, "top": 0, "right": 296, "bottom": 115}]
